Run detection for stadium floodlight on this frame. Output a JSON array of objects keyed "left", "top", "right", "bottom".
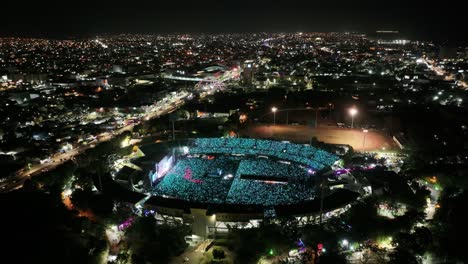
[
  {"left": 349, "top": 108, "right": 358, "bottom": 128},
  {"left": 272, "top": 107, "right": 278, "bottom": 125}
]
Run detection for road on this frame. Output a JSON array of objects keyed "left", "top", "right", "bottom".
[
  {"left": 0, "top": 97, "right": 186, "bottom": 193},
  {"left": 422, "top": 58, "right": 468, "bottom": 89},
  {"left": 1, "top": 66, "right": 238, "bottom": 193}
]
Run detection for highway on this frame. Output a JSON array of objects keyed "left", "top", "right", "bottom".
[
  {"left": 0, "top": 67, "right": 238, "bottom": 193},
  {"left": 0, "top": 96, "right": 186, "bottom": 193}
]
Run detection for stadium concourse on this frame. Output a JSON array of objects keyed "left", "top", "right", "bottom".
[{"left": 116, "top": 138, "right": 362, "bottom": 239}]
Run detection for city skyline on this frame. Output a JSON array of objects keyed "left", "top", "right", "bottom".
[
  {"left": 1, "top": 1, "right": 467, "bottom": 43},
  {"left": 1, "top": 4, "right": 468, "bottom": 263}
]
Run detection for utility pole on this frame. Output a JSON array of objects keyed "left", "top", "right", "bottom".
[
  {"left": 272, "top": 107, "right": 277, "bottom": 125},
  {"left": 363, "top": 129, "right": 368, "bottom": 149},
  {"left": 349, "top": 108, "right": 357, "bottom": 129},
  {"left": 315, "top": 110, "right": 318, "bottom": 128},
  {"left": 172, "top": 120, "right": 175, "bottom": 141},
  {"left": 319, "top": 175, "right": 325, "bottom": 227}
]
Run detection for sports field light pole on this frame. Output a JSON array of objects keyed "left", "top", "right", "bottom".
[
  {"left": 272, "top": 107, "right": 278, "bottom": 125},
  {"left": 319, "top": 175, "right": 325, "bottom": 227},
  {"left": 349, "top": 107, "right": 357, "bottom": 129},
  {"left": 362, "top": 129, "right": 368, "bottom": 149},
  {"left": 315, "top": 109, "right": 319, "bottom": 128}
]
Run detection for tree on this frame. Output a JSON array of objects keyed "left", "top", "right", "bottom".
[
  {"left": 89, "top": 193, "right": 114, "bottom": 218},
  {"left": 394, "top": 209, "right": 426, "bottom": 232},
  {"left": 388, "top": 248, "right": 419, "bottom": 264},
  {"left": 125, "top": 216, "right": 189, "bottom": 263},
  {"left": 71, "top": 188, "right": 94, "bottom": 210},
  {"left": 229, "top": 221, "right": 294, "bottom": 263},
  {"left": 393, "top": 227, "right": 432, "bottom": 257},
  {"left": 115, "top": 251, "right": 131, "bottom": 264},
  {"left": 409, "top": 187, "right": 431, "bottom": 210},
  {"left": 432, "top": 190, "right": 468, "bottom": 263},
  {"left": 344, "top": 197, "right": 379, "bottom": 239},
  {"left": 319, "top": 251, "right": 347, "bottom": 264},
  {"left": 73, "top": 167, "right": 96, "bottom": 190},
  {"left": 212, "top": 247, "right": 226, "bottom": 259},
  {"left": 412, "top": 227, "right": 432, "bottom": 253},
  {"left": 88, "top": 238, "right": 109, "bottom": 264},
  {"left": 1, "top": 190, "right": 103, "bottom": 263},
  {"left": 33, "top": 160, "right": 76, "bottom": 189}
]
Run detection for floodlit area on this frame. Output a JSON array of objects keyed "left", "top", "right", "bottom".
[
  {"left": 106, "top": 225, "right": 123, "bottom": 258},
  {"left": 154, "top": 156, "right": 317, "bottom": 206},
  {"left": 377, "top": 202, "right": 407, "bottom": 219},
  {"left": 421, "top": 177, "right": 442, "bottom": 220},
  {"left": 152, "top": 138, "right": 341, "bottom": 206},
  {"left": 241, "top": 125, "right": 397, "bottom": 152}
]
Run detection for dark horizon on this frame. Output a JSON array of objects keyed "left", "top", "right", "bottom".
[{"left": 1, "top": 0, "right": 467, "bottom": 44}]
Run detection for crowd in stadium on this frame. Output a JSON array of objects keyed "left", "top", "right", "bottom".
[
  {"left": 154, "top": 156, "right": 317, "bottom": 206},
  {"left": 154, "top": 138, "right": 338, "bottom": 206},
  {"left": 236, "top": 159, "right": 308, "bottom": 180},
  {"left": 152, "top": 138, "right": 339, "bottom": 206},
  {"left": 191, "top": 138, "right": 339, "bottom": 170},
  {"left": 226, "top": 174, "right": 316, "bottom": 206},
  {"left": 153, "top": 156, "right": 239, "bottom": 204},
  {"left": 225, "top": 159, "right": 317, "bottom": 206}
]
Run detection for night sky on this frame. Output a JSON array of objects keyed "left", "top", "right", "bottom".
[{"left": 1, "top": 0, "right": 467, "bottom": 42}]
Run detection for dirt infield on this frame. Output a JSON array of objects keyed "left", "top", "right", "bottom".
[{"left": 240, "top": 124, "right": 397, "bottom": 152}]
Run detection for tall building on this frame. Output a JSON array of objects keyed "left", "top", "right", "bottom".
[{"left": 241, "top": 60, "right": 255, "bottom": 85}]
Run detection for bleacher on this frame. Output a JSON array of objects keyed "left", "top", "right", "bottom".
[
  {"left": 153, "top": 156, "right": 240, "bottom": 204},
  {"left": 152, "top": 138, "right": 340, "bottom": 207},
  {"left": 192, "top": 138, "right": 339, "bottom": 170}
]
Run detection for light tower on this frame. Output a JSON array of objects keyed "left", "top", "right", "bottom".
[
  {"left": 271, "top": 107, "right": 278, "bottom": 125},
  {"left": 349, "top": 107, "right": 358, "bottom": 129}
]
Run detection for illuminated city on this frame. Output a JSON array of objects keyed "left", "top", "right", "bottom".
[{"left": 1, "top": 2, "right": 468, "bottom": 264}]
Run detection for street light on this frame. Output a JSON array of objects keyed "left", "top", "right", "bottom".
[
  {"left": 342, "top": 239, "right": 349, "bottom": 248},
  {"left": 271, "top": 107, "right": 278, "bottom": 125},
  {"left": 349, "top": 108, "right": 358, "bottom": 128},
  {"left": 362, "top": 129, "right": 368, "bottom": 149}
]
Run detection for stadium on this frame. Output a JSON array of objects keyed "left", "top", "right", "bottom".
[{"left": 114, "top": 138, "right": 363, "bottom": 238}]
